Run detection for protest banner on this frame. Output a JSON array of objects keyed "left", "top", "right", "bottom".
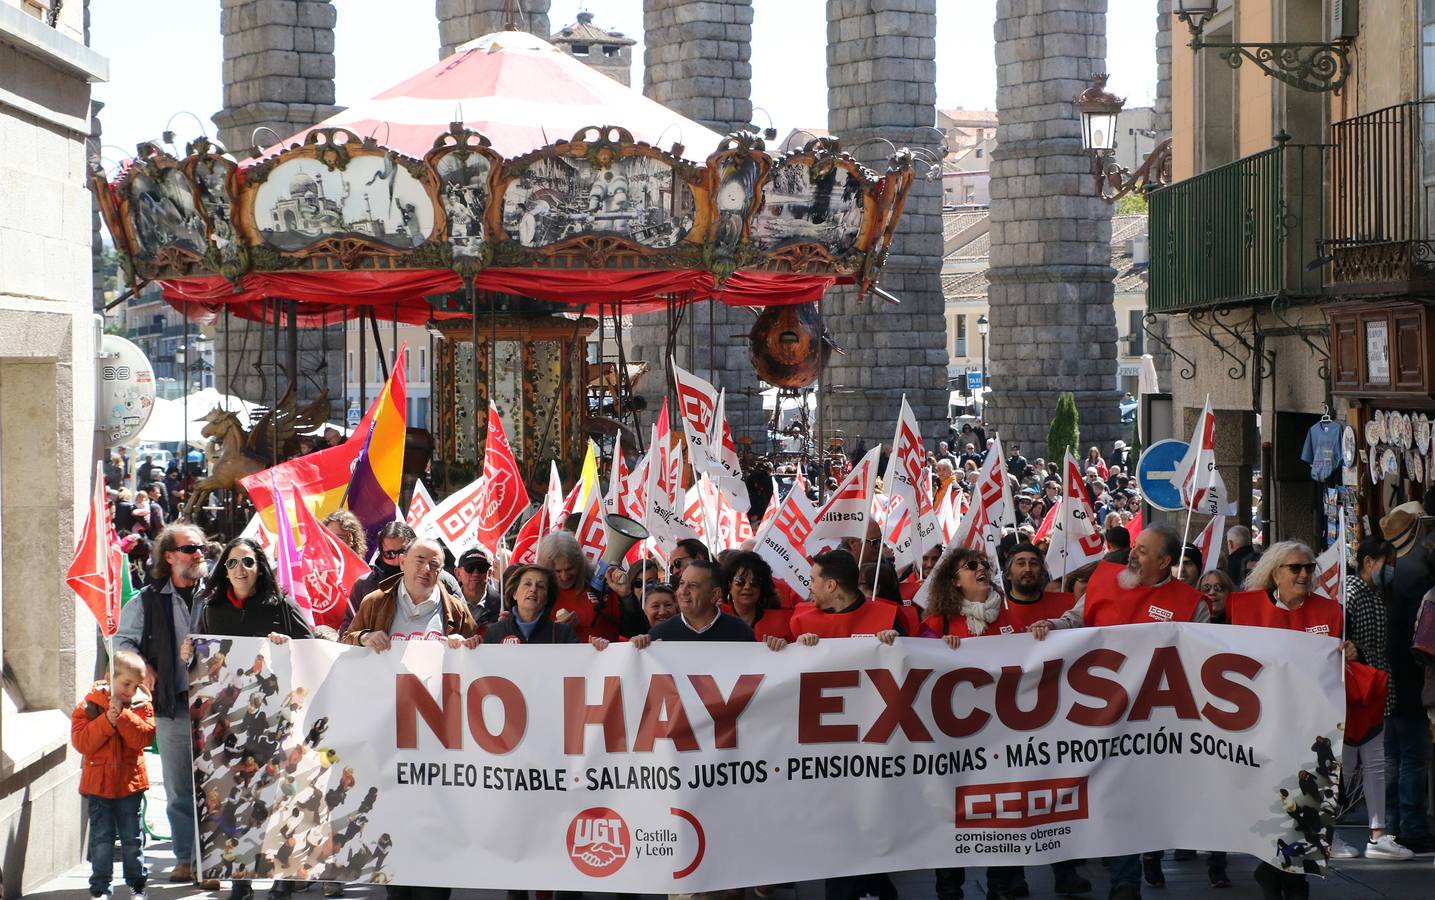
[{"left": 191, "top": 625, "right": 1343, "bottom": 892}]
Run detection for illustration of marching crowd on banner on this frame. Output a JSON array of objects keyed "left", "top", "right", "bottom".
[{"left": 65, "top": 341, "right": 1371, "bottom": 897}]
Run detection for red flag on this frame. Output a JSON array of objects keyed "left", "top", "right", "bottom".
[
  {"left": 292, "top": 488, "right": 367, "bottom": 630},
  {"left": 67, "top": 461, "right": 121, "bottom": 636},
  {"left": 1125, "top": 509, "right": 1143, "bottom": 542},
  {"left": 575, "top": 486, "right": 607, "bottom": 565},
  {"left": 1033, "top": 501, "right": 1061, "bottom": 543},
  {"left": 477, "top": 404, "right": 529, "bottom": 554}
]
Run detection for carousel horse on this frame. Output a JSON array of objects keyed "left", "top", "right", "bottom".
[{"left": 182, "top": 385, "right": 329, "bottom": 521}]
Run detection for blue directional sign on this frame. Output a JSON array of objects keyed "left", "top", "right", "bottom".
[
  {"left": 966, "top": 370, "right": 984, "bottom": 391},
  {"left": 1137, "top": 439, "right": 1191, "bottom": 512}
]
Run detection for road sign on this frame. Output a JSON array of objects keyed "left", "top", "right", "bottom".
[
  {"left": 1137, "top": 439, "right": 1191, "bottom": 512},
  {"left": 966, "top": 371, "right": 984, "bottom": 391},
  {"left": 347, "top": 403, "right": 361, "bottom": 429}
]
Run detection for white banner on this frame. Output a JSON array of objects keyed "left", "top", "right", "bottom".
[{"left": 190, "top": 625, "right": 1343, "bottom": 893}]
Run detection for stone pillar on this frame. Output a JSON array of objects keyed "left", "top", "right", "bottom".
[
  {"left": 437, "top": 0, "right": 551, "bottom": 58},
  {"left": 985, "top": 0, "right": 1122, "bottom": 455},
  {"left": 1144, "top": 0, "right": 1175, "bottom": 395},
  {"left": 821, "top": 0, "right": 948, "bottom": 448},
  {"left": 213, "top": 0, "right": 342, "bottom": 155},
  {"left": 626, "top": 0, "right": 766, "bottom": 442},
  {"left": 90, "top": 99, "right": 105, "bottom": 312}
]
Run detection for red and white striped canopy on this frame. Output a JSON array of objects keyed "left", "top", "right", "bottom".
[{"left": 264, "top": 30, "right": 725, "bottom": 160}]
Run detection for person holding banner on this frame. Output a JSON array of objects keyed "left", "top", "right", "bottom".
[
  {"left": 1029, "top": 525, "right": 1207, "bottom": 899},
  {"left": 718, "top": 552, "right": 793, "bottom": 642},
  {"left": 1226, "top": 542, "right": 1358, "bottom": 897},
  {"left": 919, "top": 547, "right": 999, "bottom": 643},
  {"left": 342, "top": 537, "right": 479, "bottom": 650},
  {"left": 483, "top": 565, "right": 581, "bottom": 645},
  {"left": 343, "top": 523, "right": 461, "bottom": 632},
  {"left": 1001, "top": 544, "right": 1079, "bottom": 633},
  {"left": 791, "top": 550, "right": 901, "bottom": 644},
  {"left": 193, "top": 537, "right": 314, "bottom": 900},
  {"left": 635, "top": 560, "right": 761, "bottom": 645}
]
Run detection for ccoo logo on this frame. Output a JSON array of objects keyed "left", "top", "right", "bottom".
[{"left": 567, "top": 807, "right": 630, "bottom": 877}]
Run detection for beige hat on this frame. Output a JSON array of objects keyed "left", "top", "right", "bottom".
[{"left": 1380, "top": 501, "right": 1427, "bottom": 558}]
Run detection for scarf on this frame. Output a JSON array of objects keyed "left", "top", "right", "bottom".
[
  {"left": 959, "top": 591, "right": 1004, "bottom": 636},
  {"left": 227, "top": 587, "right": 246, "bottom": 610}
]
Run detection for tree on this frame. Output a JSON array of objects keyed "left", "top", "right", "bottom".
[{"left": 1047, "top": 392, "right": 1080, "bottom": 462}]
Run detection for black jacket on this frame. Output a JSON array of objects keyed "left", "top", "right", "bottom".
[
  {"left": 1225, "top": 544, "right": 1255, "bottom": 584},
  {"left": 198, "top": 588, "right": 314, "bottom": 641},
  {"left": 137, "top": 580, "right": 197, "bottom": 718},
  {"left": 482, "top": 612, "right": 578, "bottom": 645},
  {"left": 1391, "top": 549, "right": 1434, "bottom": 717}
]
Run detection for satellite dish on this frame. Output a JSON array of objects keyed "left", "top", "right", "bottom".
[{"left": 98, "top": 333, "right": 157, "bottom": 448}]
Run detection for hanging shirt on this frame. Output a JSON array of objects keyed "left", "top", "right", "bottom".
[{"left": 1301, "top": 421, "right": 1342, "bottom": 481}]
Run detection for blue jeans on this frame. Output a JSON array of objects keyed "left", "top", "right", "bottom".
[
  {"left": 87, "top": 793, "right": 146, "bottom": 896},
  {"left": 1383, "top": 713, "right": 1430, "bottom": 840},
  {"left": 154, "top": 703, "right": 196, "bottom": 864}
]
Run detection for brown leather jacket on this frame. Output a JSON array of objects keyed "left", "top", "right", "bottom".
[{"left": 340, "top": 573, "right": 478, "bottom": 644}]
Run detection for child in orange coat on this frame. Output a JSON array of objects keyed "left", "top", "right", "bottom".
[{"left": 71, "top": 650, "right": 155, "bottom": 900}]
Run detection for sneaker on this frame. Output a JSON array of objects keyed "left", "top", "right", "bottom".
[
  {"left": 1142, "top": 853, "right": 1165, "bottom": 887},
  {"left": 1397, "top": 833, "right": 1435, "bottom": 854},
  {"left": 1367, "top": 834, "right": 1416, "bottom": 860},
  {"left": 132, "top": 889, "right": 147, "bottom": 900},
  {"left": 1329, "top": 835, "right": 1362, "bottom": 859}
]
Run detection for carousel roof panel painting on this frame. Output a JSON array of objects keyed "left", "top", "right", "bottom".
[{"left": 91, "top": 31, "right": 929, "bottom": 323}]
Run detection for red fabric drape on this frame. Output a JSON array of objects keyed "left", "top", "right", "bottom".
[{"left": 159, "top": 268, "right": 840, "bottom": 325}]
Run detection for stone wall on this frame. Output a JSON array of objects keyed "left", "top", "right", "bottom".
[
  {"left": 627, "top": 0, "right": 766, "bottom": 442},
  {"left": 437, "top": 0, "right": 551, "bottom": 58},
  {"left": 820, "top": 0, "right": 948, "bottom": 447},
  {"left": 212, "top": 0, "right": 342, "bottom": 154},
  {"left": 0, "top": 0, "right": 106, "bottom": 888},
  {"left": 985, "top": 0, "right": 1122, "bottom": 456}
]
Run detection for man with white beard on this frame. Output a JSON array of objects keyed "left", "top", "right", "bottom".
[{"left": 1027, "top": 523, "right": 1208, "bottom": 900}]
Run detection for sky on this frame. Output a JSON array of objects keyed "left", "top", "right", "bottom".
[{"left": 90, "top": 0, "right": 1157, "bottom": 172}]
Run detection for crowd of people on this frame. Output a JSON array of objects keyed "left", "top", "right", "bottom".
[{"left": 75, "top": 427, "right": 1435, "bottom": 900}]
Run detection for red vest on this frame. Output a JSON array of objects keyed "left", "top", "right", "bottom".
[
  {"left": 1227, "top": 590, "right": 1343, "bottom": 638},
  {"left": 1000, "top": 591, "right": 1078, "bottom": 633},
  {"left": 1083, "top": 561, "right": 1204, "bottom": 626},
  {"left": 552, "top": 587, "right": 620, "bottom": 643},
  {"left": 720, "top": 604, "right": 795, "bottom": 642},
  {"left": 790, "top": 599, "right": 899, "bottom": 638}
]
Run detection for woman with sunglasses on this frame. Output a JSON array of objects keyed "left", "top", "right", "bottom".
[
  {"left": 719, "top": 551, "right": 793, "bottom": 642},
  {"left": 193, "top": 537, "right": 311, "bottom": 900},
  {"left": 919, "top": 548, "right": 1002, "bottom": 646},
  {"left": 1229, "top": 541, "right": 1356, "bottom": 899}
]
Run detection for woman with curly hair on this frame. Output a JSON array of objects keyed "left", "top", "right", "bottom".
[
  {"left": 919, "top": 547, "right": 1002, "bottom": 647},
  {"left": 534, "top": 531, "right": 623, "bottom": 643},
  {"left": 719, "top": 551, "right": 792, "bottom": 641},
  {"left": 322, "top": 510, "right": 367, "bottom": 559}
]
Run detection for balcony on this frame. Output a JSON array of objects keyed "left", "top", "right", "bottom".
[
  {"left": 1148, "top": 137, "right": 1325, "bottom": 313},
  {"left": 1327, "top": 101, "right": 1435, "bottom": 298}
]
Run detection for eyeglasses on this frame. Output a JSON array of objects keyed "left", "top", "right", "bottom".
[
  {"left": 225, "top": 557, "right": 257, "bottom": 571},
  {"left": 461, "top": 561, "right": 490, "bottom": 573},
  {"left": 411, "top": 559, "right": 443, "bottom": 573},
  {"left": 731, "top": 575, "right": 758, "bottom": 587},
  {"left": 1282, "top": 563, "right": 1318, "bottom": 575},
  {"left": 172, "top": 544, "right": 206, "bottom": 556},
  {"left": 380, "top": 549, "right": 405, "bottom": 560},
  {"left": 962, "top": 560, "right": 990, "bottom": 571}
]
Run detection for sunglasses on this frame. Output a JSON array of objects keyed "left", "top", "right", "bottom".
[
  {"left": 962, "top": 560, "right": 991, "bottom": 571},
  {"left": 172, "top": 543, "right": 206, "bottom": 555},
  {"left": 225, "top": 557, "right": 258, "bottom": 571},
  {"left": 462, "top": 561, "right": 490, "bottom": 573},
  {"left": 731, "top": 575, "right": 758, "bottom": 587},
  {"left": 380, "top": 549, "right": 405, "bottom": 560},
  {"left": 1282, "top": 563, "right": 1318, "bottom": 575}
]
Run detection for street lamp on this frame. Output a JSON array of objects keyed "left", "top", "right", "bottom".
[
  {"left": 1174, "top": 0, "right": 1350, "bottom": 93},
  {"left": 976, "top": 314, "right": 988, "bottom": 413},
  {"left": 1075, "top": 73, "right": 1171, "bottom": 202}
]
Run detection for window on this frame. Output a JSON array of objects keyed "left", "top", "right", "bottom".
[
  {"left": 1424, "top": 0, "right": 1435, "bottom": 177},
  {"left": 404, "top": 349, "right": 410, "bottom": 374},
  {"left": 347, "top": 352, "right": 353, "bottom": 381},
  {"left": 964, "top": 185, "right": 977, "bottom": 204},
  {"left": 954, "top": 314, "right": 968, "bottom": 357},
  {"left": 975, "top": 147, "right": 984, "bottom": 158},
  {"left": 572, "top": 43, "right": 589, "bottom": 55},
  {"left": 419, "top": 349, "right": 426, "bottom": 381},
  {"left": 1128, "top": 310, "right": 1144, "bottom": 356}
]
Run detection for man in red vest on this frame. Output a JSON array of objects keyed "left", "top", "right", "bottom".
[
  {"left": 1000, "top": 543, "right": 1080, "bottom": 633},
  {"left": 1029, "top": 523, "right": 1207, "bottom": 900},
  {"left": 790, "top": 549, "right": 901, "bottom": 644}
]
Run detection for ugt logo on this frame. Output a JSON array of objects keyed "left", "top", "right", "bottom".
[{"left": 567, "top": 807, "right": 630, "bottom": 877}]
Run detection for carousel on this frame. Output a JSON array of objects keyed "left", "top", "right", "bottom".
[{"left": 91, "top": 28, "right": 924, "bottom": 525}]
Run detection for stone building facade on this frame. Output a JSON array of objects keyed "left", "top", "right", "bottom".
[
  {"left": 549, "top": 11, "right": 635, "bottom": 87},
  {"left": 437, "top": 0, "right": 550, "bottom": 58},
  {"left": 984, "top": 0, "right": 1122, "bottom": 453},
  {"left": 0, "top": 0, "right": 107, "bottom": 889}
]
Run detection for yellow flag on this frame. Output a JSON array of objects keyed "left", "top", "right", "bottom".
[{"left": 577, "top": 440, "right": 600, "bottom": 508}]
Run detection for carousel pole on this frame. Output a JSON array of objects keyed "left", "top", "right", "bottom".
[
  {"left": 271, "top": 298, "right": 280, "bottom": 466},
  {"left": 286, "top": 300, "right": 299, "bottom": 403},
  {"left": 815, "top": 306, "right": 827, "bottom": 506},
  {"left": 392, "top": 301, "right": 399, "bottom": 373},
  {"left": 615, "top": 305, "right": 642, "bottom": 452},
  {"left": 597, "top": 301, "right": 606, "bottom": 419},
  {"left": 468, "top": 278, "right": 480, "bottom": 474},
  {"left": 359, "top": 305, "right": 368, "bottom": 415}
]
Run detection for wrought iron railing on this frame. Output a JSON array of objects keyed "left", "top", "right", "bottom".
[
  {"left": 1149, "top": 136, "right": 1325, "bottom": 313},
  {"left": 1327, "top": 101, "right": 1435, "bottom": 291}
]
